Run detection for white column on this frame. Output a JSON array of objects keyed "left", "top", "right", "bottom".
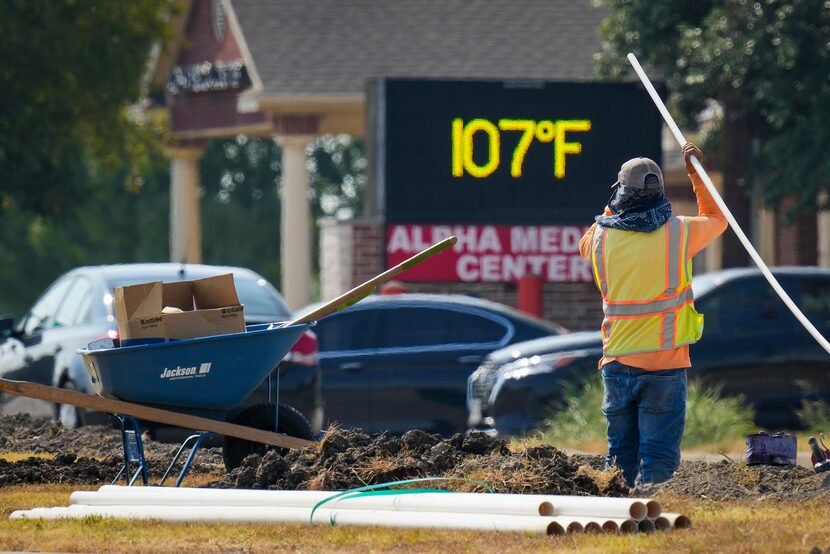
[
  {"left": 169, "top": 145, "right": 204, "bottom": 264},
  {"left": 276, "top": 135, "right": 314, "bottom": 310},
  {"left": 757, "top": 206, "right": 776, "bottom": 264}
]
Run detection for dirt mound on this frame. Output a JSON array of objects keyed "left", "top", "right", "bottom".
[
  {"left": 5, "top": 414, "right": 830, "bottom": 501},
  {"left": 649, "top": 459, "right": 830, "bottom": 501},
  {"left": 208, "top": 428, "right": 630, "bottom": 497},
  {"left": 0, "top": 413, "right": 224, "bottom": 484}
]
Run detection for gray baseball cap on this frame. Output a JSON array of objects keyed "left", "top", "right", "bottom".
[{"left": 611, "top": 157, "right": 664, "bottom": 191}]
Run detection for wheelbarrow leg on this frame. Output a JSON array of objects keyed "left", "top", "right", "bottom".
[
  {"left": 159, "top": 432, "right": 216, "bottom": 487},
  {"left": 109, "top": 413, "right": 149, "bottom": 487}
]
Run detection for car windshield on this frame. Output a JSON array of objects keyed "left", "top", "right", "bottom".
[{"left": 108, "top": 273, "right": 290, "bottom": 320}]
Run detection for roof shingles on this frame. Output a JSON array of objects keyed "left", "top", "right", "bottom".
[{"left": 229, "top": 0, "right": 608, "bottom": 96}]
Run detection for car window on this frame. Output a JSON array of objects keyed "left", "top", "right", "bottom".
[
  {"left": 54, "top": 277, "right": 93, "bottom": 327},
  {"left": 233, "top": 278, "right": 291, "bottom": 319},
  {"left": 697, "top": 278, "right": 796, "bottom": 335},
  {"left": 315, "top": 310, "right": 378, "bottom": 351},
  {"left": 376, "top": 307, "right": 507, "bottom": 348},
  {"left": 21, "top": 277, "right": 76, "bottom": 335},
  {"left": 447, "top": 311, "right": 508, "bottom": 344},
  {"left": 801, "top": 279, "right": 830, "bottom": 328}
]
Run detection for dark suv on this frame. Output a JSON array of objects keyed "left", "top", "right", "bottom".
[
  {"left": 0, "top": 263, "right": 322, "bottom": 433},
  {"left": 302, "top": 293, "right": 565, "bottom": 436},
  {"left": 467, "top": 267, "right": 830, "bottom": 435}
]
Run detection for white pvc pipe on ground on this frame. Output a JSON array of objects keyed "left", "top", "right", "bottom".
[
  {"left": 76, "top": 488, "right": 558, "bottom": 517},
  {"left": 81, "top": 487, "right": 657, "bottom": 521},
  {"left": 662, "top": 512, "right": 692, "bottom": 530},
  {"left": 627, "top": 52, "right": 830, "bottom": 357},
  {"left": 12, "top": 505, "right": 575, "bottom": 535},
  {"left": 547, "top": 495, "right": 651, "bottom": 521}
]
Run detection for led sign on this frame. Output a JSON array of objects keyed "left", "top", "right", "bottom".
[{"left": 369, "top": 78, "right": 663, "bottom": 226}]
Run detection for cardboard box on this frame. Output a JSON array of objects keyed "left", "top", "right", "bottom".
[
  {"left": 113, "top": 281, "right": 165, "bottom": 344},
  {"left": 162, "top": 274, "right": 246, "bottom": 340},
  {"left": 113, "top": 274, "right": 245, "bottom": 343}
]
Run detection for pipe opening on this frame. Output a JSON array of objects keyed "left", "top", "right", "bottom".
[
  {"left": 538, "top": 501, "right": 554, "bottom": 517},
  {"left": 629, "top": 501, "right": 647, "bottom": 521},
  {"left": 645, "top": 500, "right": 662, "bottom": 519},
  {"left": 584, "top": 521, "right": 602, "bottom": 534},
  {"left": 653, "top": 516, "right": 671, "bottom": 531},
  {"left": 566, "top": 522, "right": 584, "bottom": 534},
  {"left": 601, "top": 521, "right": 619, "bottom": 534},
  {"left": 547, "top": 522, "right": 566, "bottom": 536},
  {"left": 620, "top": 520, "right": 638, "bottom": 534},
  {"left": 672, "top": 515, "right": 691, "bottom": 529},
  {"left": 638, "top": 519, "right": 656, "bottom": 534}
]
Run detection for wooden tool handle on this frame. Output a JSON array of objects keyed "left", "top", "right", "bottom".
[
  {"left": 0, "top": 378, "right": 313, "bottom": 450},
  {"left": 286, "top": 235, "right": 457, "bottom": 326}
]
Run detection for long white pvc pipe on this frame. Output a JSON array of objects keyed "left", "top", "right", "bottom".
[
  {"left": 77, "top": 489, "right": 554, "bottom": 517},
  {"left": 11, "top": 505, "right": 579, "bottom": 535},
  {"left": 79, "top": 487, "right": 654, "bottom": 521},
  {"left": 627, "top": 52, "right": 830, "bottom": 357}
]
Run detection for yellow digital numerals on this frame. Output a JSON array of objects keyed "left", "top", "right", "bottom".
[{"left": 451, "top": 118, "right": 591, "bottom": 180}]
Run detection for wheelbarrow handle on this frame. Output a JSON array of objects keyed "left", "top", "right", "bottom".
[{"left": 285, "top": 236, "right": 457, "bottom": 327}]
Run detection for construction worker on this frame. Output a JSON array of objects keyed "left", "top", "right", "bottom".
[{"left": 578, "top": 143, "right": 727, "bottom": 486}]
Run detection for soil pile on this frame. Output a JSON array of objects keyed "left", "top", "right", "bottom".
[
  {"left": 650, "top": 459, "right": 830, "bottom": 501},
  {"left": 0, "top": 413, "right": 224, "bottom": 484},
  {"left": 209, "top": 428, "right": 629, "bottom": 497}
]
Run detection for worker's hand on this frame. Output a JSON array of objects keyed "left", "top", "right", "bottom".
[{"left": 683, "top": 143, "right": 703, "bottom": 174}]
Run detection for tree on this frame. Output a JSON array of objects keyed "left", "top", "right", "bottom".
[
  {"left": 594, "top": 0, "right": 830, "bottom": 267},
  {"left": 0, "top": 0, "right": 171, "bottom": 216},
  {"left": 198, "top": 134, "right": 366, "bottom": 298}
]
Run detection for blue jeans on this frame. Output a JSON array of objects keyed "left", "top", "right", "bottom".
[{"left": 602, "top": 361, "right": 687, "bottom": 486}]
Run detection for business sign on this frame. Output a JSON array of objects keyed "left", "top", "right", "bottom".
[
  {"left": 371, "top": 78, "right": 663, "bottom": 225},
  {"left": 386, "top": 224, "right": 593, "bottom": 283}
]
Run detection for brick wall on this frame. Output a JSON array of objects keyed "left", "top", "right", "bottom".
[{"left": 776, "top": 196, "right": 818, "bottom": 266}]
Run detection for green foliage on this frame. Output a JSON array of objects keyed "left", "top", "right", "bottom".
[
  {"left": 198, "top": 134, "right": 366, "bottom": 299},
  {"left": 199, "top": 136, "right": 283, "bottom": 289},
  {"left": 542, "top": 374, "right": 754, "bottom": 450},
  {"left": 543, "top": 377, "right": 609, "bottom": 447},
  {"left": 798, "top": 397, "right": 830, "bottom": 434},
  {"left": 308, "top": 135, "right": 367, "bottom": 221},
  {"left": 593, "top": 0, "right": 830, "bottom": 212},
  {"left": 0, "top": 0, "right": 171, "bottom": 216}
]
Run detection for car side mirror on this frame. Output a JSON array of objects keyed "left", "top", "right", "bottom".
[{"left": 0, "top": 315, "right": 14, "bottom": 340}]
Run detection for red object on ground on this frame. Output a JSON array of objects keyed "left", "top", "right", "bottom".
[{"left": 518, "top": 274, "right": 543, "bottom": 318}]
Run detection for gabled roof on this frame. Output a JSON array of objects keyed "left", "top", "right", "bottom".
[{"left": 228, "top": 0, "right": 608, "bottom": 97}]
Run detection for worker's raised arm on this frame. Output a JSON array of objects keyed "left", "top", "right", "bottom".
[{"left": 682, "top": 143, "right": 728, "bottom": 258}]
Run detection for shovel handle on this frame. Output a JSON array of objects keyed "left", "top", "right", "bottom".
[{"left": 286, "top": 236, "right": 457, "bottom": 326}]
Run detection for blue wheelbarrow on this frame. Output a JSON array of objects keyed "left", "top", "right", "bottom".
[{"left": 77, "top": 322, "right": 315, "bottom": 486}]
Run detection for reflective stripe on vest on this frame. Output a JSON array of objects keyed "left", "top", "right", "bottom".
[{"left": 591, "top": 216, "right": 703, "bottom": 357}]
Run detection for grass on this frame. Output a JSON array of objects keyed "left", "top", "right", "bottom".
[
  {"left": 0, "top": 452, "right": 56, "bottom": 462},
  {"left": 1, "top": 484, "right": 830, "bottom": 552},
  {"left": 541, "top": 375, "right": 755, "bottom": 452}
]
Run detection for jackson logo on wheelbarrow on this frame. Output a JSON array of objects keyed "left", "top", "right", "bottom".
[{"left": 159, "top": 362, "right": 212, "bottom": 380}]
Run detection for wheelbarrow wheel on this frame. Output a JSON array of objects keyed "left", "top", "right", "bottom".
[{"left": 222, "top": 403, "right": 313, "bottom": 472}]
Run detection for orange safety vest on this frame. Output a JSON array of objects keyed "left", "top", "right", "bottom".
[{"left": 590, "top": 216, "right": 704, "bottom": 357}]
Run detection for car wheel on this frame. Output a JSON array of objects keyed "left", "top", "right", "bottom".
[
  {"left": 54, "top": 379, "right": 85, "bottom": 428},
  {"left": 222, "top": 403, "right": 312, "bottom": 472}
]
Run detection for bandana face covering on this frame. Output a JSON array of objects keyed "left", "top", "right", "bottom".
[{"left": 595, "top": 185, "right": 672, "bottom": 232}]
